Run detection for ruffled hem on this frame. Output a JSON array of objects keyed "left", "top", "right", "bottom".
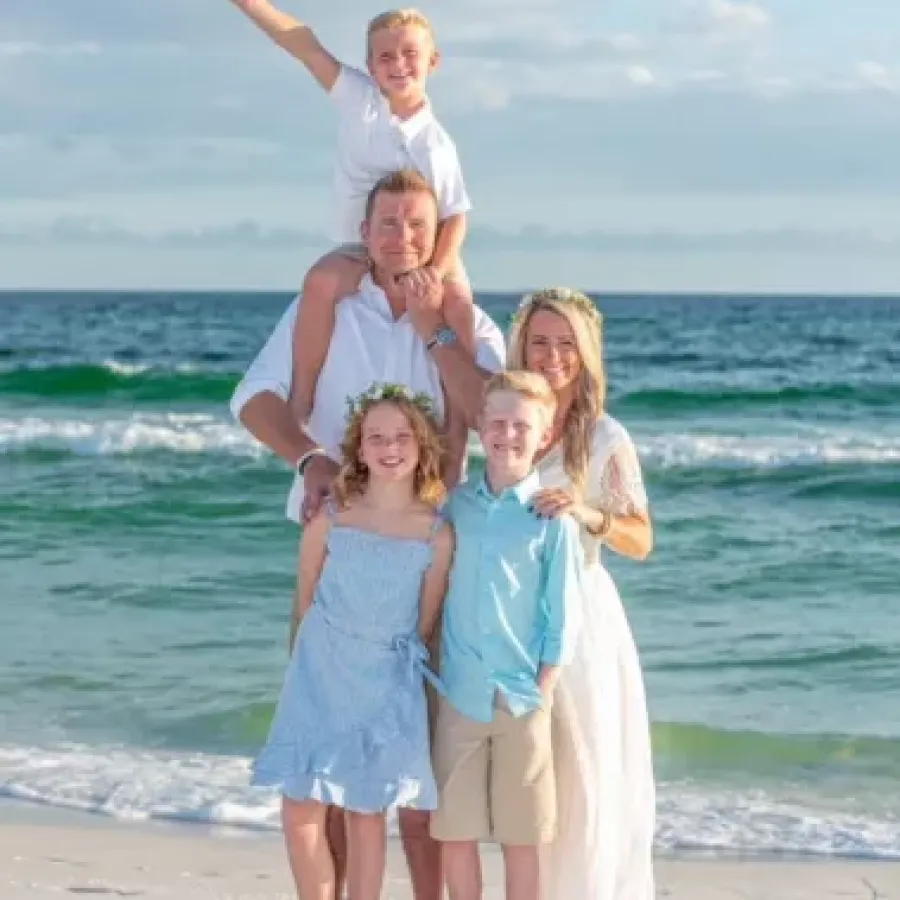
[
  {"left": 251, "top": 767, "right": 437, "bottom": 813},
  {"left": 251, "top": 690, "right": 434, "bottom": 812}
]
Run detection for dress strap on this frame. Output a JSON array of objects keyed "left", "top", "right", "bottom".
[{"left": 428, "top": 513, "right": 444, "bottom": 541}]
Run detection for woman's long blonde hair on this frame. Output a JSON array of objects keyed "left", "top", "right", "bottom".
[
  {"left": 507, "top": 287, "right": 606, "bottom": 495},
  {"left": 333, "top": 392, "right": 446, "bottom": 508}
]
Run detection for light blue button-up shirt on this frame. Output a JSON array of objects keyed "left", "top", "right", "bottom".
[{"left": 439, "top": 470, "right": 584, "bottom": 723}]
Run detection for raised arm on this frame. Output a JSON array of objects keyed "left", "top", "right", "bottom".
[{"left": 229, "top": 0, "right": 340, "bottom": 89}]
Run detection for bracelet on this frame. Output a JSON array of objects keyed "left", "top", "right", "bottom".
[
  {"left": 296, "top": 447, "right": 326, "bottom": 476},
  {"left": 588, "top": 509, "right": 613, "bottom": 539}
]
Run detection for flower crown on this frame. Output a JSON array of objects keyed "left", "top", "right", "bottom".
[
  {"left": 345, "top": 382, "right": 435, "bottom": 421},
  {"left": 512, "top": 286, "right": 602, "bottom": 328}
]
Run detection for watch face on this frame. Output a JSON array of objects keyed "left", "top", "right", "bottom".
[{"left": 436, "top": 327, "right": 457, "bottom": 345}]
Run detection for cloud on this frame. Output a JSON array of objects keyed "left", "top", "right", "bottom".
[
  {"left": 0, "top": 41, "right": 101, "bottom": 57},
  {"left": 682, "top": 0, "right": 771, "bottom": 43},
  {"left": 856, "top": 62, "right": 899, "bottom": 93},
  {"left": 3, "top": 216, "right": 898, "bottom": 258}
]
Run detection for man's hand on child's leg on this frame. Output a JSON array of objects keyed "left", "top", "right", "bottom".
[{"left": 441, "top": 280, "right": 476, "bottom": 356}]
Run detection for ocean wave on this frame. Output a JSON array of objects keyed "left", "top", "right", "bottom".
[
  {"left": 640, "top": 433, "right": 900, "bottom": 468},
  {"left": 618, "top": 382, "right": 898, "bottom": 413},
  {"left": 655, "top": 785, "right": 900, "bottom": 860},
  {"left": 0, "top": 413, "right": 263, "bottom": 457},
  {"left": 3, "top": 414, "right": 900, "bottom": 474},
  {"left": 3, "top": 363, "right": 898, "bottom": 419},
  {"left": 1, "top": 742, "right": 898, "bottom": 859},
  {"left": 652, "top": 721, "right": 900, "bottom": 779},
  {"left": 0, "top": 362, "right": 238, "bottom": 403}
]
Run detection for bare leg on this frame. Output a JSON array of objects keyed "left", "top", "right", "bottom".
[
  {"left": 441, "top": 279, "right": 476, "bottom": 357},
  {"left": 442, "top": 399, "right": 468, "bottom": 492},
  {"left": 501, "top": 844, "right": 540, "bottom": 900},
  {"left": 290, "top": 252, "right": 368, "bottom": 423},
  {"left": 440, "top": 279, "right": 476, "bottom": 490},
  {"left": 442, "top": 840, "right": 481, "bottom": 900},
  {"left": 281, "top": 796, "right": 334, "bottom": 900},
  {"left": 344, "top": 810, "right": 387, "bottom": 900},
  {"left": 326, "top": 806, "right": 348, "bottom": 900},
  {"left": 398, "top": 807, "right": 444, "bottom": 900}
]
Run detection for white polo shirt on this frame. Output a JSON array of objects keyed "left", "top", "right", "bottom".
[
  {"left": 330, "top": 65, "right": 472, "bottom": 243},
  {"left": 229, "top": 274, "right": 506, "bottom": 521}
]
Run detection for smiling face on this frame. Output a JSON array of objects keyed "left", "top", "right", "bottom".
[
  {"left": 361, "top": 185, "right": 437, "bottom": 279},
  {"left": 367, "top": 23, "right": 437, "bottom": 102},
  {"left": 479, "top": 390, "right": 552, "bottom": 476},
  {"left": 522, "top": 308, "right": 584, "bottom": 394},
  {"left": 358, "top": 402, "right": 420, "bottom": 484}
]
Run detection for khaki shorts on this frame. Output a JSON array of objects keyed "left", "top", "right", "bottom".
[
  {"left": 334, "top": 242, "right": 470, "bottom": 290},
  {"left": 429, "top": 696, "right": 556, "bottom": 845}
]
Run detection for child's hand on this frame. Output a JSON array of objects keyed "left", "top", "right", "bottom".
[
  {"left": 402, "top": 266, "right": 443, "bottom": 306},
  {"left": 537, "top": 667, "right": 559, "bottom": 706},
  {"left": 402, "top": 268, "right": 444, "bottom": 340}
]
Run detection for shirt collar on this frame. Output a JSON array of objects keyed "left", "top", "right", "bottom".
[
  {"left": 476, "top": 469, "right": 540, "bottom": 505},
  {"left": 357, "top": 273, "right": 407, "bottom": 323},
  {"left": 379, "top": 93, "right": 435, "bottom": 140}
]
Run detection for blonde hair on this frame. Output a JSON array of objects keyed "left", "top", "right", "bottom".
[
  {"left": 333, "top": 394, "right": 446, "bottom": 508},
  {"left": 364, "top": 168, "right": 437, "bottom": 222},
  {"left": 507, "top": 288, "right": 605, "bottom": 494},
  {"left": 484, "top": 370, "right": 557, "bottom": 427},
  {"left": 366, "top": 8, "right": 435, "bottom": 55}
]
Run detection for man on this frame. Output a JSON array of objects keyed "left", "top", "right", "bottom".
[{"left": 230, "top": 168, "right": 505, "bottom": 900}]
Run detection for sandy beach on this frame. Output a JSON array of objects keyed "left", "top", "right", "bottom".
[{"left": 2, "top": 803, "right": 898, "bottom": 900}]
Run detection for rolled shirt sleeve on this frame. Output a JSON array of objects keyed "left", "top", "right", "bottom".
[
  {"left": 229, "top": 298, "right": 298, "bottom": 422},
  {"left": 328, "top": 64, "right": 374, "bottom": 114},
  {"left": 472, "top": 308, "right": 506, "bottom": 374},
  {"left": 431, "top": 145, "right": 472, "bottom": 220},
  {"left": 539, "top": 515, "right": 584, "bottom": 667}
]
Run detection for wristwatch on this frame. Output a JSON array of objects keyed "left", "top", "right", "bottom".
[{"left": 426, "top": 326, "right": 458, "bottom": 351}]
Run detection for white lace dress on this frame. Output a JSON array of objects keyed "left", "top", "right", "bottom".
[{"left": 537, "top": 414, "right": 656, "bottom": 900}]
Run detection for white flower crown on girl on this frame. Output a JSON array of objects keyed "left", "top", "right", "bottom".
[{"left": 345, "top": 382, "right": 435, "bottom": 421}]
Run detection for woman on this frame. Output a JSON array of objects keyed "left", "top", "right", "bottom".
[{"left": 507, "top": 287, "right": 656, "bottom": 900}]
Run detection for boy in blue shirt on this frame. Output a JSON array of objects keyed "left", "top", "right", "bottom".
[{"left": 431, "top": 370, "right": 584, "bottom": 900}]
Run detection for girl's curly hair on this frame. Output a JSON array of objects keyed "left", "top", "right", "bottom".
[{"left": 332, "top": 390, "right": 446, "bottom": 508}]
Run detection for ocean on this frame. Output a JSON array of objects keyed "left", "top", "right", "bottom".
[{"left": 1, "top": 290, "right": 899, "bottom": 859}]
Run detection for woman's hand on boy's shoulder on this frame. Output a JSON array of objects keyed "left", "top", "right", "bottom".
[{"left": 529, "top": 487, "right": 590, "bottom": 526}]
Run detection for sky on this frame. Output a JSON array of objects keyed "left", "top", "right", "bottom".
[{"left": 1, "top": 0, "right": 899, "bottom": 293}]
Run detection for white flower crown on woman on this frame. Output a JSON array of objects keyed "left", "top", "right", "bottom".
[{"left": 512, "top": 286, "right": 602, "bottom": 327}]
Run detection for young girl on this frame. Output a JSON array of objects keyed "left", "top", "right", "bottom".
[{"left": 252, "top": 383, "right": 453, "bottom": 900}]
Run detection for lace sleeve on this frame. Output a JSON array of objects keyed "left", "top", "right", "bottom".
[{"left": 598, "top": 439, "right": 648, "bottom": 516}]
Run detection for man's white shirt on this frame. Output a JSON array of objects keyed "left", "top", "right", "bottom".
[
  {"left": 229, "top": 274, "right": 506, "bottom": 521},
  {"left": 330, "top": 66, "right": 472, "bottom": 243}
]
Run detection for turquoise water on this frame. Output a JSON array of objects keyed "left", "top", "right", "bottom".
[{"left": 1, "top": 291, "right": 899, "bottom": 857}]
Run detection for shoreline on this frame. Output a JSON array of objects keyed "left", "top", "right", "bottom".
[{"left": 2, "top": 800, "right": 899, "bottom": 899}]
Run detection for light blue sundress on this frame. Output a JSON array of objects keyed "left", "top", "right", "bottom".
[{"left": 252, "top": 507, "right": 442, "bottom": 813}]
